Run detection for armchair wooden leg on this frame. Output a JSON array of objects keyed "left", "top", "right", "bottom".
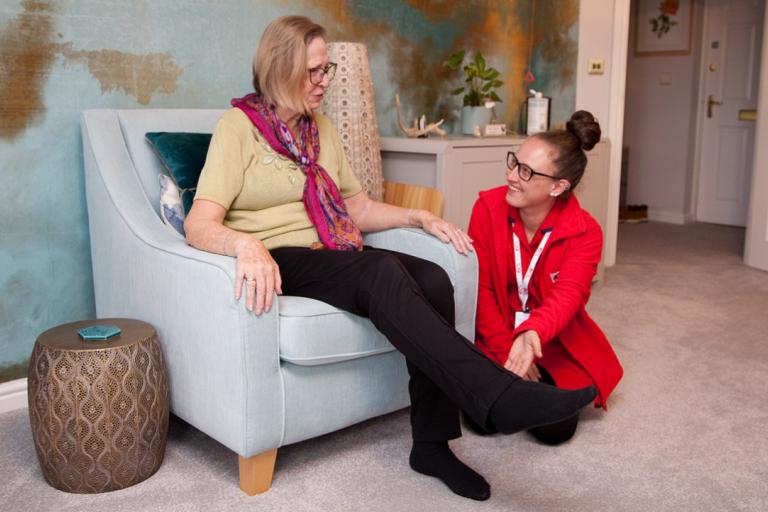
[{"left": 238, "top": 449, "right": 278, "bottom": 495}]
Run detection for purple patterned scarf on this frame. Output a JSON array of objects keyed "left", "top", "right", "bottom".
[{"left": 232, "top": 92, "right": 363, "bottom": 251}]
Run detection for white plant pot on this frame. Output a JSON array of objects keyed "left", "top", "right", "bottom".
[{"left": 461, "top": 105, "right": 492, "bottom": 135}]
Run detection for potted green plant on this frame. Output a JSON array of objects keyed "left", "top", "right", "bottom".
[{"left": 443, "top": 50, "right": 504, "bottom": 134}]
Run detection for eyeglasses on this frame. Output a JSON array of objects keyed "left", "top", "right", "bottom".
[
  {"left": 506, "top": 152, "right": 559, "bottom": 181},
  {"left": 308, "top": 62, "right": 337, "bottom": 85}
]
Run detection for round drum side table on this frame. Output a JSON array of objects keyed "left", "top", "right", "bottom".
[{"left": 27, "top": 318, "right": 169, "bottom": 493}]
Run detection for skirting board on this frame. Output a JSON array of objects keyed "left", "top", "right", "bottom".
[
  {"left": 648, "top": 209, "right": 694, "bottom": 225},
  {"left": 0, "top": 378, "right": 28, "bottom": 414}
]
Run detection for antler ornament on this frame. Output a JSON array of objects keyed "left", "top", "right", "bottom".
[{"left": 395, "top": 94, "right": 446, "bottom": 138}]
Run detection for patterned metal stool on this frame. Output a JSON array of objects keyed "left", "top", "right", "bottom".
[{"left": 27, "top": 318, "right": 169, "bottom": 493}]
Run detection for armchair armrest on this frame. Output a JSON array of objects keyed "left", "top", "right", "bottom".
[
  {"left": 82, "top": 110, "right": 284, "bottom": 458},
  {"left": 363, "top": 228, "right": 478, "bottom": 340}
]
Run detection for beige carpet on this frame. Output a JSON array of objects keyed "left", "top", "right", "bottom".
[{"left": 2, "top": 222, "right": 767, "bottom": 511}]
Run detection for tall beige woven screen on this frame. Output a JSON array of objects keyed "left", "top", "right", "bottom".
[{"left": 320, "top": 42, "right": 384, "bottom": 201}]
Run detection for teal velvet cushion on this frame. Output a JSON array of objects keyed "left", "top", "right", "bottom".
[{"left": 145, "top": 132, "right": 212, "bottom": 214}]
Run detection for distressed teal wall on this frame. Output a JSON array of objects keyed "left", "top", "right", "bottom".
[{"left": 0, "top": 0, "right": 578, "bottom": 382}]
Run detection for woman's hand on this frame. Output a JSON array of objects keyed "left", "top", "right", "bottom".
[
  {"left": 233, "top": 238, "right": 283, "bottom": 315},
  {"left": 184, "top": 199, "right": 282, "bottom": 315},
  {"left": 524, "top": 363, "right": 542, "bottom": 382},
  {"left": 504, "top": 330, "right": 543, "bottom": 378},
  {"left": 417, "top": 211, "right": 474, "bottom": 255}
]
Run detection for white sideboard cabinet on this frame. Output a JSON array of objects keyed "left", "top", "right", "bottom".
[{"left": 380, "top": 135, "right": 611, "bottom": 280}]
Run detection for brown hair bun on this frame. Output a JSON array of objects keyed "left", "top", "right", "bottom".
[{"left": 566, "top": 110, "right": 601, "bottom": 151}]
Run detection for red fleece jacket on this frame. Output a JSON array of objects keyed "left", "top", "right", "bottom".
[{"left": 468, "top": 186, "right": 623, "bottom": 407}]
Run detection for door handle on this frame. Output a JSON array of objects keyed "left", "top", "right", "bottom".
[{"left": 707, "top": 95, "right": 723, "bottom": 118}]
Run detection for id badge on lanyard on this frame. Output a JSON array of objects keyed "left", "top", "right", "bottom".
[
  {"left": 514, "top": 311, "right": 530, "bottom": 329},
  {"left": 512, "top": 227, "right": 551, "bottom": 329}
]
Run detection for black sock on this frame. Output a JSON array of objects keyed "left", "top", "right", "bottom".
[
  {"left": 526, "top": 367, "right": 580, "bottom": 445},
  {"left": 409, "top": 441, "right": 490, "bottom": 501},
  {"left": 489, "top": 380, "right": 596, "bottom": 435},
  {"left": 528, "top": 413, "right": 579, "bottom": 445}
]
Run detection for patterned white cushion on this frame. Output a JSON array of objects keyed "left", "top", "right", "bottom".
[{"left": 158, "top": 174, "right": 185, "bottom": 238}]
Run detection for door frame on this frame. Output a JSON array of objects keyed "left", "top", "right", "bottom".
[
  {"left": 605, "top": 0, "right": 632, "bottom": 268},
  {"left": 602, "top": 0, "right": 631, "bottom": 268},
  {"left": 689, "top": 0, "right": 710, "bottom": 224},
  {"left": 744, "top": 11, "right": 768, "bottom": 271}
]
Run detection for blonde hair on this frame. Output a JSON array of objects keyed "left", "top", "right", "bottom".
[{"left": 253, "top": 16, "right": 326, "bottom": 115}]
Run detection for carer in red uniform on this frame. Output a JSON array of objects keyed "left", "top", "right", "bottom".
[{"left": 467, "top": 111, "right": 623, "bottom": 444}]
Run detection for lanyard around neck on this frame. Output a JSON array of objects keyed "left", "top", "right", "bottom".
[{"left": 512, "top": 226, "right": 552, "bottom": 313}]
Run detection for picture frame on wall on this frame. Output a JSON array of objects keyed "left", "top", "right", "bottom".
[{"left": 635, "top": 0, "right": 693, "bottom": 56}]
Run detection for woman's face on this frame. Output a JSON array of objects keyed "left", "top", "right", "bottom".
[
  {"left": 304, "top": 37, "right": 330, "bottom": 111},
  {"left": 505, "top": 138, "right": 568, "bottom": 210}
]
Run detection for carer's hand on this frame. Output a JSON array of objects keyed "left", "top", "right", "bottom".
[
  {"left": 524, "top": 363, "right": 542, "bottom": 382},
  {"left": 420, "top": 212, "right": 474, "bottom": 255},
  {"left": 504, "top": 330, "right": 542, "bottom": 378},
  {"left": 234, "top": 238, "right": 282, "bottom": 315}
]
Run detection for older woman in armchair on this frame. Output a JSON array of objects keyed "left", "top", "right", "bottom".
[{"left": 183, "top": 15, "right": 596, "bottom": 501}]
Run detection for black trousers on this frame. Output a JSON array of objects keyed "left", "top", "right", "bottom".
[{"left": 271, "top": 246, "right": 515, "bottom": 442}]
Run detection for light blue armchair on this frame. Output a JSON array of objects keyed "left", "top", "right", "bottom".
[{"left": 81, "top": 108, "right": 478, "bottom": 494}]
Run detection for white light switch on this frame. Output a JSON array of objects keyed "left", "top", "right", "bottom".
[
  {"left": 588, "top": 58, "right": 605, "bottom": 75},
  {"left": 659, "top": 72, "right": 672, "bottom": 85}
]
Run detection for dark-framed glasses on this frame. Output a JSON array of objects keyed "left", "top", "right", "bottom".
[
  {"left": 506, "top": 151, "right": 559, "bottom": 181},
  {"left": 309, "top": 62, "right": 337, "bottom": 85}
]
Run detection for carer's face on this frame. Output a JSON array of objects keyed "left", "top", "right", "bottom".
[
  {"left": 505, "top": 138, "right": 560, "bottom": 209},
  {"left": 305, "top": 37, "right": 330, "bottom": 111}
]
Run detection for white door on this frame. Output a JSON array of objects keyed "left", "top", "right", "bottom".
[{"left": 696, "top": 0, "right": 765, "bottom": 226}]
